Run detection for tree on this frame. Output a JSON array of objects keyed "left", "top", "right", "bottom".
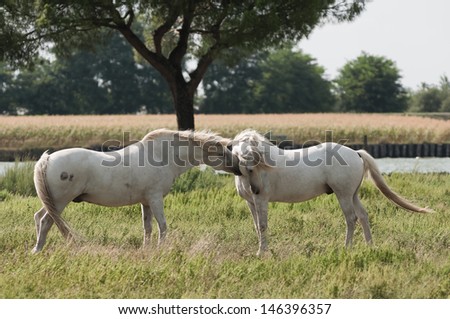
[
  {"left": 409, "top": 85, "right": 442, "bottom": 113},
  {"left": 12, "top": 57, "right": 111, "bottom": 115},
  {"left": 253, "top": 48, "right": 334, "bottom": 113},
  {"left": 408, "top": 75, "right": 450, "bottom": 112},
  {"left": 0, "top": 62, "right": 16, "bottom": 114},
  {"left": 200, "top": 48, "right": 334, "bottom": 113},
  {"left": 1, "top": 0, "right": 366, "bottom": 129},
  {"left": 1, "top": 33, "right": 172, "bottom": 115},
  {"left": 200, "top": 51, "right": 266, "bottom": 113},
  {"left": 335, "top": 52, "right": 407, "bottom": 112},
  {"left": 78, "top": 32, "right": 172, "bottom": 114}
]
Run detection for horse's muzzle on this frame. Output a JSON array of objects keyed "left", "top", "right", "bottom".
[
  {"left": 232, "top": 165, "right": 242, "bottom": 176},
  {"left": 250, "top": 184, "right": 260, "bottom": 195}
]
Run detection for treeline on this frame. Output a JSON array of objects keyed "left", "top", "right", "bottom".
[
  {"left": 1, "top": 35, "right": 448, "bottom": 115},
  {"left": 0, "top": 33, "right": 172, "bottom": 115}
]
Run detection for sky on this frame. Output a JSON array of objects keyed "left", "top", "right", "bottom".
[{"left": 298, "top": 0, "right": 450, "bottom": 90}]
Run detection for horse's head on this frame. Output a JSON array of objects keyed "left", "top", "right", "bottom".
[
  {"left": 232, "top": 130, "right": 273, "bottom": 195},
  {"left": 198, "top": 135, "right": 242, "bottom": 175},
  {"left": 240, "top": 150, "right": 264, "bottom": 194}
]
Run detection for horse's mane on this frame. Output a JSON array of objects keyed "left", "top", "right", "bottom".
[
  {"left": 233, "top": 129, "right": 274, "bottom": 168},
  {"left": 142, "top": 128, "right": 231, "bottom": 147},
  {"left": 233, "top": 129, "right": 269, "bottom": 146}
]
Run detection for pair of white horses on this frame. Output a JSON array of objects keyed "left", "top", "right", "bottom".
[{"left": 32, "top": 128, "right": 431, "bottom": 255}]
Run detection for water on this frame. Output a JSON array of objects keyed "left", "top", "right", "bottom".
[
  {"left": 374, "top": 157, "right": 450, "bottom": 174},
  {"left": 1, "top": 158, "right": 449, "bottom": 176},
  {"left": 0, "top": 162, "right": 23, "bottom": 176}
]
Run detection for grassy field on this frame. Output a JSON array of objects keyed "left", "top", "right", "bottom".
[
  {"left": 0, "top": 113, "right": 449, "bottom": 151},
  {"left": 0, "top": 165, "right": 449, "bottom": 298}
]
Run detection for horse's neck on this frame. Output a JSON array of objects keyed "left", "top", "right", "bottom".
[
  {"left": 266, "top": 144, "right": 287, "bottom": 162},
  {"left": 133, "top": 138, "right": 197, "bottom": 174},
  {"left": 171, "top": 138, "right": 204, "bottom": 169},
  {"left": 263, "top": 145, "right": 307, "bottom": 169},
  {"left": 140, "top": 135, "right": 208, "bottom": 174}
]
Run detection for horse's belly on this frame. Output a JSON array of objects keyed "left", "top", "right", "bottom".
[
  {"left": 269, "top": 185, "right": 331, "bottom": 203},
  {"left": 76, "top": 192, "right": 140, "bottom": 207}
]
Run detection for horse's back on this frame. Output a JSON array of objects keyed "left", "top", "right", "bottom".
[
  {"left": 46, "top": 148, "right": 109, "bottom": 179},
  {"left": 267, "top": 143, "right": 364, "bottom": 201},
  {"left": 44, "top": 146, "right": 175, "bottom": 206}
]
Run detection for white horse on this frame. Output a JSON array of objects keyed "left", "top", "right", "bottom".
[
  {"left": 232, "top": 129, "right": 432, "bottom": 256},
  {"left": 32, "top": 129, "right": 240, "bottom": 253}
]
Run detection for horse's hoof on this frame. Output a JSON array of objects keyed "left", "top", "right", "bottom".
[
  {"left": 256, "top": 250, "right": 265, "bottom": 257},
  {"left": 31, "top": 247, "right": 41, "bottom": 254}
]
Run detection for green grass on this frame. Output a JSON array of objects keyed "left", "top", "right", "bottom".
[{"left": 0, "top": 168, "right": 449, "bottom": 298}]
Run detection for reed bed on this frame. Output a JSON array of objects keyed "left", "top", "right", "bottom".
[{"left": 0, "top": 113, "right": 448, "bottom": 150}]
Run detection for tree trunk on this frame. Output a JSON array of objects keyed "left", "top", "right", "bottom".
[
  {"left": 117, "top": 26, "right": 200, "bottom": 130},
  {"left": 174, "top": 93, "right": 195, "bottom": 131},
  {"left": 171, "top": 77, "right": 195, "bottom": 131}
]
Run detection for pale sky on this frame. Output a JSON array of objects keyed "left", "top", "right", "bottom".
[{"left": 298, "top": 0, "right": 450, "bottom": 90}]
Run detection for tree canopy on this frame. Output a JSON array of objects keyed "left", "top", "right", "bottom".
[
  {"left": 0, "top": 33, "right": 172, "bottom": 115},
  {"left": 1, "top": 0, "right": 367, "bottom": 128},
  {"left": 408, "top": 76, "right": 450, "bottom": 113},
  {"left": 334, "top": 52, "right": 407, "bottom": 112},
  {"left": 200, "top": 48, "right": 334, "bottom": 113},
  {"left": 253, "top": 48, "right": 334, "bottom": 113}
]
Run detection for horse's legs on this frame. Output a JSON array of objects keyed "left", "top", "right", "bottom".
[
  {"left": 246, "top": 200, "right": 260, "bottom": 238},
  {"left": 32, "top": 200, "right": 70, "bottom": 253},
  {"left": 353, "top": 194, "right": 372, "bottom": 244},
  {"left": 253, "top": 197, "right": 269, "bottom": 256},
  {"left": 336, "top": 195, "right": 357, "bottom": 247},
  {"left": 141, "top": 204, "right": 154, "bottom": 247},
  {"left": 146, "top": 195, "right": 166, "bottom": 245},
  {"left": 34, "top": 207, "right": 46, "bottom": 238},
  {"left": 32, "top": 211, "right": 54, "bottom": 253}
]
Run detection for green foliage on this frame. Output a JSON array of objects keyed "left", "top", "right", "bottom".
[
  {"left": 1, "top": 33, "right": 172, "bottom": 115},
  {"left": 335, "top": 52, "right": 408, "bottom": 112},
  {"left": 1, "top": 0, "right": 366, "bottom": 128},
  {"left": 200, "top": 48, "right": 334, "bottom": 113},
  {"left": 2, "top": 1, "right": 366, "bottom": 65},
  {"left": 0, "top": 161, "right": 36, "bottom": 197},
  {"left": 200, "top": 51, "right": 260, "bottom": 113},
  {"left": 0, "top": 189, "right": 10, "bottom": 201},
  {"left": 254, "top": 49, "right": 335, "bottom": 112},
  {"left": 200, "top": 50, "right": 266, "bottom": 114},
  {"left": 0, "top": 62, "right": 16, "bottom": 114},
  {"left": 0, "top": 170, "right": 448, "bottom": 298},
  {"left": 408, "top": 75, "right": 450, "bottom": 112}
]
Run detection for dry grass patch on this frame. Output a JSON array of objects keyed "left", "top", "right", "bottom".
[{"left": 0, "top": 113, "right": 448, "bottom": 150}]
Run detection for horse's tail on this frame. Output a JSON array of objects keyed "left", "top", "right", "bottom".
[
  {"left": 34, "top": 151, "right": 75, "bottom": 239},
  {"left": 356, "top": 150, "right": 433, "bottom": 213}
]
